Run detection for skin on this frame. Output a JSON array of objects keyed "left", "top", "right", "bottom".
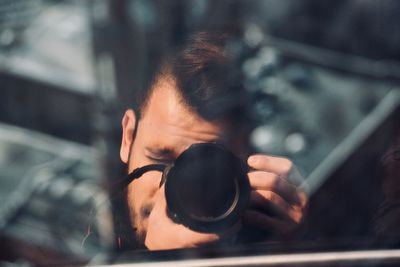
[{"left": 120, "top": 75, "right": 308, "bottom": 250}]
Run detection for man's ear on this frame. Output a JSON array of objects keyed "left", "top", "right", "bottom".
[{"left": 120, "top": 109, "right": 136, "bottom": 164}]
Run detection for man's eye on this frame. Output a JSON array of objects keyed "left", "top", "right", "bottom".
[{"left": 147, "top": 156, "right": 173, "bottom": 164}]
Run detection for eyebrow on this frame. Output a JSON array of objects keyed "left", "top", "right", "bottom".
[
  {"left": 145, "top": 140, "right": 225, "bottom": 158},
  {"left": 145, "top": 147, "right": 175, "bottom": 157}
]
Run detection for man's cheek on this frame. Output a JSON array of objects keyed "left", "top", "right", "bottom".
[{"left": 126, "top": 189, "right": 141, "bottom": 225}]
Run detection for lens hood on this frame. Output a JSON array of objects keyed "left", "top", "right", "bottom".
[{"left": 164, "top": 143, "right": 250, "bottom": 233}]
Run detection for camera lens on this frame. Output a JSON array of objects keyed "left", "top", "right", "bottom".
[
  {"left": 175, "top": 148, "right": 239, "bottom": 220},
  {"left": 165, "top": 143, "right": 250, "bottom": 232}
]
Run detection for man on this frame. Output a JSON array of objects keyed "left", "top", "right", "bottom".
[{"left": 119, "top": 32, "right": 308, "bottom": 250}]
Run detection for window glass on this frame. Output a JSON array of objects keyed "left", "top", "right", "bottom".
[{"left": 1, "top": 0, "right": 400, "bottom": 266}]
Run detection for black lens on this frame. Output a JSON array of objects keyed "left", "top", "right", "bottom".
[
  {"left": 174, "top": 147, "right": 238, "bottom": 219},
  {"left": 165, "top": 143, "right": 250, "bottom": 232}
]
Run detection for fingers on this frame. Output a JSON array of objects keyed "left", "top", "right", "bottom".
[
  {"left": 247, "top": 154, "right": 308, "bottom": 206},
  {"left": 248, "top": 154, "right": 293, "bottom": 177},
  {"left": 250, "top": 190, "right": 304, "bottom": 224},
  {"left": 247, "top": 154, "right": 304, "bottom": 186},
  {"left": 248, "top": 171, "right": 301, "bottom": 205},
  {"left": 245, "top": 154, "right": 309, "bottom": 238}
]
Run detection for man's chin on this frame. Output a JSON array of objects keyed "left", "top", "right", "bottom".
[
  {"left": 130, "top": 204, "right": 152, "bottom": 246},
  {"left": 132, "top": 218, "right": 147, "bottom": 245},
  {"left": 135, "top": 229, "right": 146, "bottom": 245}
]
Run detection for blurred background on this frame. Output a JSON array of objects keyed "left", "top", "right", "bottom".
[{"left": 0, "top": 0, "right": 399, "bottom": 265}]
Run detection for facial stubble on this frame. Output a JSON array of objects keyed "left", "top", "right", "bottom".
[{"left": 126, "top": 120, "right": 153, "bottom": 245}]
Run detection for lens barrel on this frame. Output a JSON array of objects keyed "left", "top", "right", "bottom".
[{"left": 164, "top": 143, "right": 250, "bottom": 233}]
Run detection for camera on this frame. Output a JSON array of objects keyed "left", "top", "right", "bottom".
[{"left": 162, "top": 143, "right": 250, "bottom": 233}]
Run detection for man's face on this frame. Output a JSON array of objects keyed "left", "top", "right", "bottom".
[{"left": 120, "top": 76, "right": 243, "bottom": 242}]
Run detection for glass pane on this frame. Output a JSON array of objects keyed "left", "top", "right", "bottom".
[{"left": 1, "top": 0, "right": 400, "bottom": 266}]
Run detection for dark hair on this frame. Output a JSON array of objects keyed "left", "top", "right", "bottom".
[{"left": 137, "top": 31, "right": 250, "bottom": 126}]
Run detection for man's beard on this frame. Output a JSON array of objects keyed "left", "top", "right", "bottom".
[
  {"left": 131, "top": 203, "right": 154, "bottom": 245},
  {"left": 127, "top": 137, "right": 153, "bottom": 247}
]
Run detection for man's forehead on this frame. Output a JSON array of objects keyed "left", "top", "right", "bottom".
[
  {"left": 138, "top": 75, "right": 247, "bottom": 154},
  {"left": 140, "top": 104, "right": 226, "bottom": 145},
  {"left": 142, "top": 76, "right": 184, "bottom": 116},
  {"left": 141, "top": 76, "right": 221, "bottom": 128}
]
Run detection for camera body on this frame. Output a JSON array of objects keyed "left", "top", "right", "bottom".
[{"left": 162, "top": 143, "right": 251, "bottom": 233}]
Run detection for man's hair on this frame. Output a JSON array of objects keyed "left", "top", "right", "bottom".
[{"left": 135, "top": 31, "right": 250, "bottom": 126}]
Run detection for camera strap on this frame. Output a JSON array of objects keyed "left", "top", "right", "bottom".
[{"left": 119, "top": 164, "right": 167, "bottom": 190}]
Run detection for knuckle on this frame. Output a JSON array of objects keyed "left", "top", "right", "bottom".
[{"left": 281, "top": 158, "right": 293, "bottom": 174}]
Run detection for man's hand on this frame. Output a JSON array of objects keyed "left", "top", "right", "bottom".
[
  {"left": 144, "top": 184, "right": 240, "bottom": 250},
  {"left": 144, "top": 155, "right": 308, "bottom": 250},
  {"left": 245, "top": 154, "right": 308, "bottom": 238}
]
